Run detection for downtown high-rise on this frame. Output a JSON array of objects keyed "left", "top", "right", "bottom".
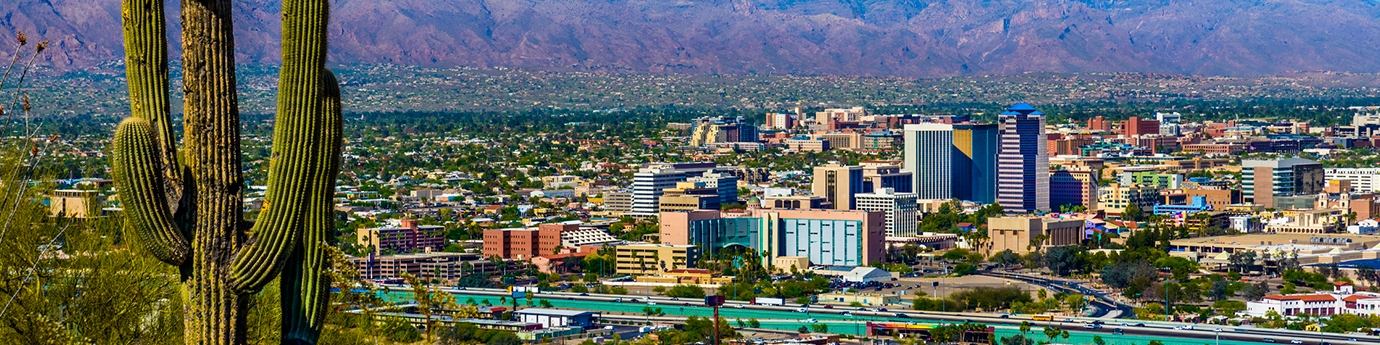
[
  {"left": 903, "top": 123, "right": 956, "bottom": 200},
  {"left": 996, "top": 103, "right": 1050, "bottom": 213},
  {"left": 902, "top": 123, "right": 998, "bottom": 203}
]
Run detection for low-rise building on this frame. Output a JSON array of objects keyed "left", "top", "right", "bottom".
[
  {"left": 50, "top": 189, "right": 99, "bottom": 219},
  {"left": 356, "top": 218, "right": 446, "bottom": 254},
  {"left": 1247, "top": 283, "right": 1380, "bottom": 317},
  {"left": 816, "top": 292, "right": 900, "bottom": 306},
  {"left": 986, "top": 216, "right": 1084, "bottom": 255},
  {"left": 614, "top": 243, "right": 700, "bottom": 275},
  {"left": 515, "top": 308, "right": 599, "bottom": 329},
  {"left": 634, "top": 268, "right": 734, "bottom": 285}
]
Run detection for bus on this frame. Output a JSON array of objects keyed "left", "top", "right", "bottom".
[{"left": 1032, "top": 314, "right": 1054, "bottom": 321}]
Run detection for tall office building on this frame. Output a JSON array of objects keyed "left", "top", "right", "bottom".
[
  {"left": 903, "top": 123, "right": 956, "bottom": 200},
  {"left": 855, "top": 188, "right": 919, "bottom": 237},
  {"left": 812, "top": 164, "right": 864, "bottom": 210},
  {"left": 630, "top": 162, "right": 716, "bottom": 216},
  {"left": 1050, "top": 169, "right": 1099, "bottom": 211},
  {"left": 996, "top": 103, "right": 1050, "bottom": 213},
  {"left": 687, "top": 171, "right": 740, "bottom": 206},
  {"left": 953, "top": 123, "right": 999, "bottom": 204},
  {"left": 1242, "top": 158, "right": 1325, "bottom": 209}
]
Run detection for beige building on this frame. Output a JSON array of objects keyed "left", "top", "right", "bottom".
[
  {"left": 817, "top": 132, "right": 863, "bottom": 150},
  {"left": 634, "top": 268, "right": 734, "bottom": 285},
  {"left": 1098, "top": 183, "right": 1160, "bottom": 216},
  {"left": 817, "top": 292, "right": 901, "bottom": 306},
  {"left": 813, "top": 164, "right": 863, "bottom": 210},
  {"left": 773, "top": 256, "right": 811, "bottom": 273},
  {"left": 657, "top": 182, "right": 719, "bottom": 211},
  {"left": 614, "top": 243, "right": 700, "bottom": 276},
  {"left": 50, "top": 189, "right": 99, "bottom": 219},
  {"left": 986, "top": 216, "right": 1084, "bottom": 255},
  {"left": 603, "top": 191, "right": 634, "bottom": 215}
]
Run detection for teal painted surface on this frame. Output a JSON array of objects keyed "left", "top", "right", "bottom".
[{"left": 378, "top": 291, "right": 1265, "bottom": 345}]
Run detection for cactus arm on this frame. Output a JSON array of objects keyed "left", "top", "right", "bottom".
[
  {"left": 111, "top": 118, "right": 190, "bottom": 266},
  {"left": 120, "top": 0, "right": 184, "bottom": 206},
  {"left": 230, "top": 0, "right": 332, "bottom": 293},
  {"left": 281, "top": 69, "right": 343, "bottom": 345}
]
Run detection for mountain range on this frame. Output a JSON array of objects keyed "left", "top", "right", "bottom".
[{"left": 4, "top": 0, "right": 1380, "bottom": 77}]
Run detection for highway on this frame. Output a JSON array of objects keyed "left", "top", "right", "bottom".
[
  {"left": 380, "top": 285, "right": 1380, "bottom": 345},
  {"left": 979, "top": 270, "right": 1135, "bottom": 319}
]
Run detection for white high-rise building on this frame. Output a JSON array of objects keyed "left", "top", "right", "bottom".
[
  {"left": 903, "top": 123, "right": 955, "bottom": 200},
  {"left": 630, "top": 162, "right": 717, "bottom": 216},
  {"left": 631, "top": 166, "right": 687, "bottom": 216},
  {"left": 855, "top": 188, "right": 919, "bottom": 237},
  {"left": 1326, "top": 168, "right": 1380, "bottom": 194}
]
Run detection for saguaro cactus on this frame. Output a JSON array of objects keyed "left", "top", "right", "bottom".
[{"left": 112, "top": 0, "right": 341, "bottom": 344}]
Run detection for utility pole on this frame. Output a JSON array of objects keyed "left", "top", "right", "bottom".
[{"left": 706, "top": 295, "right": 725, "bottom": 345}]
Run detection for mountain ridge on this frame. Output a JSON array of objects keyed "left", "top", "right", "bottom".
[{"left": 4, "top": 0, "right": 1380, "bottom": 77}]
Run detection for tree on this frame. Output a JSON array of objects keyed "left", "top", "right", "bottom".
[
  {"left": 809, "top": 323, "right": 828, "bottom": 333},
  {"left": 748, "top": 319, "right": 761, "bottom": 328},
  {"left": 1245, "top": 280, "right": 1270, "bottom": 300},
  {"left": 1154, "top": 256, "right": 1200, "bottom": 281},
  {"left": 666, "top": 284, "right": 707, "bottom": 298},
  {"left": 1044, "top": 246, "right": 1083, "bottom": 276},
  {"left": 1123, "top": 203, "right": 1144, "bottom": 222},
  {"left": 1228, "top": 251, "right": 1258, "bottom": 274},
  {"left": 403, "top": 272, "right": 457, "bottom": 342},
  {"left": 991, "top": 249, "right": 1021, "bottom": 267},
  {"left": 1042, "top": 326, "right": 1062, "bottom": 343}
]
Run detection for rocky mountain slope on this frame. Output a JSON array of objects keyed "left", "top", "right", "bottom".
[{"left": 4, "top": 0, "right": 1380, "bottom": 77}]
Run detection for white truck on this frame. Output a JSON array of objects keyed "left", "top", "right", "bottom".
[{"left": 754, "top": 297, "right": 785, "bottom": 306}]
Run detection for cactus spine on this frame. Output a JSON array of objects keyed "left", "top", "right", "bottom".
[{"left": 112, "top": 0, "right": 340, "bottom": 344}]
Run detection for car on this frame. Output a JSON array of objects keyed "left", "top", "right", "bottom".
[
  {"left": 647, "top": 302, "right": 657, "bottom": 305},
  {"left": 603, "top": 326, "right": 615, "bottom": 330},
  {"left": 613, "top": 298, "right": 623, "bottom": 303},
  {"left": 824, "top": 305, "right": 833, "bottom": 309},
  {"left": 964, "top": 319, "right": 972, "bottom": 323},
  {"left": 1213, "top": 328, "right": 1222, "bottom": 332},
  {"left": 1084, "top": 324, "right": 1097, "bottom": 329},
  {"left": 1290, "top": 340, "right": 1303, "bottom": 344},
  {"left": 795, "top": 308, "right": 808, "bottom": 313},
  {"left": 682, "top": 303, "right": 691, "bottom": 306},
  {"left": 1112, "top": 328, "right": 1124, "bottom": 335},
  {"left": 878, "top": 308, "right": 888, "bottom": 312},
  {"left": 806, "top": 318, "right": 817, "bottom": 323},
  {"left": 895, "top": 313, "right": 910, "bottom": 318},
  {"left": 842, "top": 312, "right": 852, "bottom": 316},
  {"left": 671, "top": 297, "right": 680, "bottom": 301},
  {"left": 1262, "top": 338, "right": 1275, "bottom": 343},
  {"left": 1119, "top": 323, "right": 1129, "bottom": 327},
  {"left": 1000, "top": 314, "right": 1011, "bottom": 319},
  {"left": 1134, "top": 323, "right": 1146, "bottom": 327},
  {"left": 1063, "top": 318, "right": 1074, "bottom": 323},
  {"left": 733, "top": 304, "right": 745, "bottom": 309},
  {"left": 579, "top": 293, "right": 589, "bottom": 296}
]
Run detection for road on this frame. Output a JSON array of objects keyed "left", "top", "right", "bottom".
[
  {"left": 980, "top": 270, "right": 1136, "bottom": 319},
  {"left": 382, "top": 285, "right": 1380, "bottom": 345}
]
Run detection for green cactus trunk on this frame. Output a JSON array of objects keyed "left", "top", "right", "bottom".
[{"left": 111, "top": 0, "right": 340, "bottom": 344}]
